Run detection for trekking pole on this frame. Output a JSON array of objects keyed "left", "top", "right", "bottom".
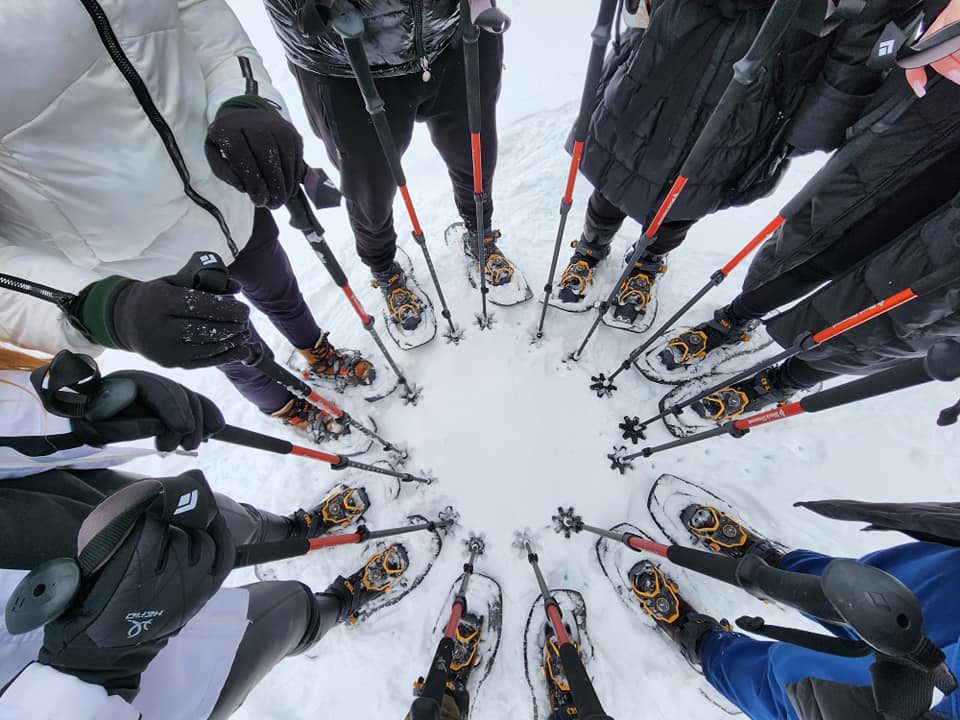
[
  {"left": 234, "top": 510, "right": 458, "bottom": 568},
  {"left": 570, "top": 0, "right": 803, "bottom": 362},
  {"left": 331, "top": 14, "right": 463, "bottom": 345},
  {"left": 409, "top": 534, "right": 486, "bottom": 720},
  {"left": 534, "top": 0, "right": 618, "bottom": 341},
  {"left": 522, "top": 541, "right": 614, "bottom": 720},
  {"left": 590, "top": 80, "right": 931, "bottom": 394},
  {"left": 287, "top": 185, "right": 422, "bottom": 404},
  {"left": 608, "top": 338, "right": 960, "bottom": 472},
  {"left": 619, "top": 257, "right": 960, "bottom": 441},
  {"left": 460, "top": 0, "right": 493, "bottom": 330},
  {"left": 212, "top": 425, "right": 433, "bottom": 484}
]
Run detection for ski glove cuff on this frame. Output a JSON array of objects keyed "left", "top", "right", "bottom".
[
  {"left": 205, "top": 98, "right": 305, "bottom": 209},
  {"left": 70, "top": 276, "right": 252, "bottom": 369},
  {"left": 70, "top": 370, "right": 225, "bottom": 452}
]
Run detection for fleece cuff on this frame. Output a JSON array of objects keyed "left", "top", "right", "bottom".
[
  {"left": 215, "top": 95, "right": 281, "bottom": 119},
  {"left": 70, "top": 276, "right": 133, "bottom": 350}
]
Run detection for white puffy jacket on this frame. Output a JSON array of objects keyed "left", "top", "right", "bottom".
[{"left": 0, "top": 1, "right": 286, "bottom": 356}]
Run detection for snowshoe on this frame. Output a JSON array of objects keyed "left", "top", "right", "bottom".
[
  {"left": 298, "top": 332, "right": 376, "bottom": 389},
  {"left": 595, "top": 523, "right": 740, "bottom": 714},
  {"left": 523, "top": 590, "right": 593, "bottom": 720},
  {"left": 269, "top": 396, "right": 374, "bottom": 456},
  {"left": 633, "top": 313, "right": 774, "bottom": 386},
  {"left": 602, "top": 248, "right": 666, "bottom": 334},
  {"left": 419, "top": 573, "right": 503, "bottom": 715},
  {"left": 647, "top": 474, "right": 788, "bottom": 562},
  {"left": 545, "top": 237, "right": 624, "bottom": 314},
  {"left": 294, "top": 485, "right": 372, "bottom": 538},
  {"left": 445, "top": 223, "right": 532, "bottom": 306},
  {"left": 326, "top": 543, "right": 410, "bottom": 624},
  {"left": 691, "top": 365, "right": 798, "bottom": 423},
  {"left": 372, "top": 248, "right": 437, "bottom": 351},
  {"left": 286, "top": 339, "right": 400, "bottom": 404},
  {"left": 557, "top": 257, "right": 596, "bottom": 306}
]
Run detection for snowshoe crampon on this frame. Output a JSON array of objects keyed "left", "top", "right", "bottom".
[
  {"left": 445, "top": 223, "right": 532, "bottom": 306},
  {"left": 602, "top": 253, "right": 667, "bottom": 334},
  {"left": 374, "top": 248, "right": 438, "bottom": 351},
  {"left": 522, "top": 590, "right": 593, "bottom": 720},
  {"left": 287, "top": 347, "right": 400, "bottom": 404}
]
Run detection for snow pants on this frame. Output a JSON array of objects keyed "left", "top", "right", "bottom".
[
  {"left": 219, "top": 208, "right": 323, "bottom": 414},
  {"left": 292, "top": 33, "right": 503, "bottom": 275},
  {"left": 699, "top": 542, "right": 960, "bottom": 720},
  {"left": 579, "top": 188, "right": 693, "bottom": 259}
]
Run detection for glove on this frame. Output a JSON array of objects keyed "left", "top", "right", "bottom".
[
  {"left": 71, "top": 370, "right": 225, "bottom": 452},
  {"left": 68, "top": 275, "right": 252, "bottom": 369},
  {"left": 205, "top": 96, "right": 305, "bottom": 209},
  {"left": 906, "top": 2, "right": 960, "bottom": 96},
  {"left": 38, "top": 471, "right": 234, "bottom": 700}
]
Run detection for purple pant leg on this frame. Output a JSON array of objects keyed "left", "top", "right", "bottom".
[{"left": 218, "top": 209, "right": 323, "bottom": 413}]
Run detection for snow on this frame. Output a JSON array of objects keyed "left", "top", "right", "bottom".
[{"left": 96, "top": 2, "right": 960, "bottom": 718}]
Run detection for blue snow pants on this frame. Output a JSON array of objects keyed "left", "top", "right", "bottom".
[{"left": 699, "top": 542, "right": 960, "bottom": 720}]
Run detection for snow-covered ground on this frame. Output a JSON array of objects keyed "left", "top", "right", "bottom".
[{"left": 100, "top": 3, "right": 960, "bottom": 718}]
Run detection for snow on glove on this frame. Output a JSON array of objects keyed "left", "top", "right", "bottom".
[
  {"left": 205, "top": 96, "right": 306, "bottom": 209},
  {"left": 70, "top": 370, "right": 225, "bottom": 452},
  {"left": 38, "top": 471, "right": 234, "bottom": 700},
  {"left": 68, "top": 275, "right": 252, "bottom": 369},
  {"left": 906, "top": 2, "right": 960, "bottom": 96}
]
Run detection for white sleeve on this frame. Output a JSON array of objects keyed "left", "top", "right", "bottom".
[
  {"left": 177, "top": 0, "right": 289, "bottom": 122},
  {"left": 0, "top": 663, "right": 141, "bottom": 720},
  {"left": 0, "top": 240, "right": 103, "bottom": 357}
]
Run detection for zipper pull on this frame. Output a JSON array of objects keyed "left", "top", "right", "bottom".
[{"left": 420, "top": 56, "right": 431, "bottom": 82}]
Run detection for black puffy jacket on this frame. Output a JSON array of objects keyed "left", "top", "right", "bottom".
[
  {"left": 577, "top": 0, "right": 918, "bottom": 227},
  {"left": 766, "top": 193, "right": 960, "bottom": 376},
  {"left": 263, "top": 0, "right": 460, "bottom": 78}
]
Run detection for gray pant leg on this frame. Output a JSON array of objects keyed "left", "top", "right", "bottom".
[
  {"left": 215, "top": 493, "right": 293, "bottom": 545},
  {"left": 208, "top": 581, "right": 342, "bottom": 719}
]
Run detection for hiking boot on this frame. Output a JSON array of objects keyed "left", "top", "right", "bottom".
[
  {"left": 611, "top": 248, "right": 667, "bottom": 325},
  {"left": 290, "top": 486, "right": 371, "bottom": 539},
  {"left": 691, "top": 365, "right": 797, "bottom": 422},
  {"left": 298, "top": 332, "right": 376, "bottom": 387},
  {"left": 465, "top": 229, "right": 516, "bottom": 287},
  {"left": 659, "top": 304, "right": 759, "bottom": 370},
  {"left": 324, "top": 544, "right": 409, "bottom": 624},
  {"left": 372, "top": 262, "right": 424, "bottom": 331}
]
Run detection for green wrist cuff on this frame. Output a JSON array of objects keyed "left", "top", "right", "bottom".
[
  {"left": 216, "top": 95, "right": 281, "bottom": 119},
  {"left": 71, "top": 276, "right": 132, "bottom": 349}
]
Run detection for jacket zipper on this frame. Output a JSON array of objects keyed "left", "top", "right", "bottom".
[
  {"left": 412, "top": 0, "right": 430, "bottom": 81},
  {"left": 78, "top": 0, "right": 239, "bottom": 257}
]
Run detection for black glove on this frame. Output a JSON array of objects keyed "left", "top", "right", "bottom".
[
  {"left": 68, "top": 275, "right": 251, "bottom": 369},
  {"left": 70, "top": 370, "right": 225, "bottom": 452},
  {"left": 38, "top": 471, "right": 234, "bottom": 700},
  {"left": 205, "top": 96, "right": 305, "bottom": 209}
]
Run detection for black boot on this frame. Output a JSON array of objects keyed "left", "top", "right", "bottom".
[
  {"left": 691, "top": 364, "right": 798, "bottom": 422},
  {"left": 464, "top": 229, "right": 517, "bottom": 287},
  {"left": 372, "top": 262, "right": 424, "bottom": 331},
  {"left": 628, "top": 559, "right": 725, "bottom": 665},
  {"left": 542, "top": 620, "right": 580, "bottom": 717},
  {"left": 611, "top": 248, "right": 667, "bottom": 324},
  {"left": 289, "top": 486, "right": 371, "bottom": 539},
  {"left": 324, "top": 544, "right": 410, "bottom": 624},
  {"left": 679, "top": 505, "right": 784, "bottom": 565},
  {"left": 557, "top": 234, "right": 611, "bottom": 304},
  {"left": 659, "top": 304, "right": 759, "bottom": 370}
]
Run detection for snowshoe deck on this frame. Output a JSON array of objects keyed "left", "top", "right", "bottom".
[
  {"left": 428, "top": 573, "right": 503, "bottom": 706},
  {"left": 522, "top": 589, "right": 593, "bottom": 720},
  {"left": 286, "top": 348, "right": 400, "bottom": 404},
  {"left": 274, "top": 410, "right": 377, "bottom": 457},
  {"left": 647, "top": 474, "right": 788, "bottom": 558},
  {"left": 598, "top": 251, "right": 670, "bottom": 335},
  {"left": 595, "top": 523, "right": 740, "bottom": 714},
  {"left": 545, "top": 255, "right": 623, "bottom": 314},
  {"left": 444, "top": 222, "right": 533, "bottom": 307},
  {"left": 381, "top": 247, "right": 438, "bottom": 351},
  {"left": 633, "top": 325, "right": 774, "bottom": 385}
]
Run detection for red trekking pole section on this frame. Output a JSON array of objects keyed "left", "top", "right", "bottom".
[
  {"left": 619, "top": 257, "right": 960, "bottom": 442},
  {"left": 608, "top": 339, "right": 960, "bottom": 471},
  {"left": 535, "top": 0, "right": 619, "bottom": 340}
]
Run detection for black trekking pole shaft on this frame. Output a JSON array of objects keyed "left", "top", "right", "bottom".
[
  {"left": 535, "top": 0, "right": 618, "bottom": 339},
  {"left": 334, "top": 19, "right": 460, "bottom": 340},
  {"left": 526, "top": 546, "right": 611, "bottom": 719},
  {"left": 286, "top": 189, "right": 419, "bottom": 401},
  {"left": 0, "top": 273, "right": 76, "bottom": 311},
  {"left": 573, "top": 0, "right": 802, "bottom": 360},
  {"left": 603, "top": 87, "right": 922, "bottom": 384},
  {"left": 460, "top": 0, "right": 491, "bottom": 328},
  {"left": 632, "top": 339, "right": 960, "bottom": 460}
]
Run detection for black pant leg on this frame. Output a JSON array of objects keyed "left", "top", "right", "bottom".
[
  {"left": 208, "top": 582, "right": 342, "bottom": 719},
  {"left": 581, "top": 190, "right": 628, "bottom": 253},
  {"left": 291, "top": 64, "right": 420, "bottom": 274},
  {"left": 647, "top": 219, "right": 694, "bottom": 256},
  {"left": 421, "top": 33, "right": 503, "bottom": 235}
]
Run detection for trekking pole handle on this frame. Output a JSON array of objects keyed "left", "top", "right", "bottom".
[
  {"left": 558, "top": 642, "right": 611, "bottom": 720},
  {"left": 213, "top": 424, "right": 294, "bottom": 455},
  {"left": 573, "top": 0, "right": 618, "bottom": 140},
  {"left": 460, "top": 0, "right": 483, "bottom": 134},
  {"left": 734, "top": 0, "right": 802, "bottom": 82},
  {"left": 912, "top": 258, "right": 960, "bottom": 297},
  {"left": 736, "top": 555, "right": 842, "bottom": 623}
]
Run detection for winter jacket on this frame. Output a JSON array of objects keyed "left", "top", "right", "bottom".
[
  {"left": 577, "top": 0, "right": 919, "bottom": 227},
  {"left": 263, "top": 0, "right": 461, "bottom": 78},
  {"left": 743, "top": 54, "right": 960, "bottom": 295},
  {"left": 765, "top": 192, "right": 960, "bottom": 375},
  {"left": 0, "top": 2, "right": 286, "bottom": 357},
  {"left": 0, "top": 374, "right": 249, "bottom": 719}
]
